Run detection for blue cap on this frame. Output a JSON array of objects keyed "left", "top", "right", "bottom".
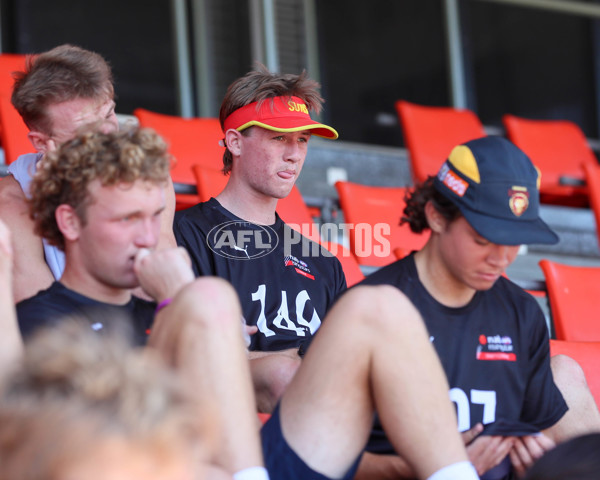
[{"left": 433, "top": 136, "right": 559, "bottom": 245}]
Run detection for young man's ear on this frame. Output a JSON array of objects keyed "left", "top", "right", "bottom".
[
  {"left": 424, "top": 200, "right": 447, "bottom": 234},
  {"left": 55, "top": 204, "right": 82, "bottom": 243},
  {"left": 27, "top": 131, "right": 55, "bottom": 154},
  {"left": 224, "top": 129, "right": 243, "bottom": 156}
]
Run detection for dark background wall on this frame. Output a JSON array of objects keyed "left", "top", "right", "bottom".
[{"left": 1, "top": 0, "right": 178, "bottom": 115}]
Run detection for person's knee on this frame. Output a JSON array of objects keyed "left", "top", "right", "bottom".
[
  {"left": 176, "top": 276, "right": 242, "bottom": 328},
  {"left": 338, "top": 285, "right": 423, "bottom": 333}
]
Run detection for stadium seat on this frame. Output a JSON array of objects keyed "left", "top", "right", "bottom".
[
  {"left": 0, "top": 54, "right": 27, "bottom": 159},
  {"left": 193, "top": 164, "right": 365, "bottom": 287},
  {"left": 502, "top": 115, "right": 596, "bottom": 207},
  {"left": 539, "top": 259, "right": 600, "bottom": 341},
  {"left": 335, "top": 180, "right": 429, "bottom": 267},
  {"left": 134, "top": 108, "right": 224, "bottom": 210},
  {"left": 192, "top": 164, "right": 228, "bottom": 203},
  {"left": 395, "top": 100, "right": 487, "bottom": 184},
  {"left": 0, "top": 53, "right": 26, "bottom": 97},
  {"left": 550, "top": 339, "right": 600, "bottom": 408},
  {"left": 584, "top": 162, "right": 600, "bottom": 249},
  {"left": 0, "top": 95, "right": 33, "bottom": 164}
]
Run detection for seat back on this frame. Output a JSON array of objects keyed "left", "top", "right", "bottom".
[
  {"left": 0, "top": 95, "right": 33, "bottom": 163},
  {"left": 192, "top": 164, "right": 228, "bottom": 202},
  {"left": 335, "top": 181, "right": 429, "bottom": 267},
  {"left": 395, "top": 100, "right": 487, "bottom": 183},
  {"left": 550, "top": 339, "right": 600, "bottom": 408},
  {"left": 134, "top": 108, "right": 224, "bottom": 209},
  {"left": 539, "top": 259, "right": 600, "bottom": 341},
  {"left": 502, "top": 114, "right": 595, "bottom": 206},
  {"left": 0, "top": 53, "right": 26, "bottom": 97},
  {"left": 0, "top": 54, "right": 28, "bottom": 161},
  {"left": 584, "top": 162, "right": 600, "bottom": 247}
]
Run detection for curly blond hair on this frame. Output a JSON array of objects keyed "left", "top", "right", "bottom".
[
  {"left": 29, "top": 127, "right": 172, "bottom": 251},
  {"left": 0, "top": 318, "right": 213, "bottom": 480}
]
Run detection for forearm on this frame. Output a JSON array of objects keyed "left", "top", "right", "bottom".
[
  {"left": 0, "top": 218, "right": 23, "bottom": 378},
  {"left": 247, "top": 347, "right": 299, "bottom": 360},
  {"left": 354, "top": 452, "right": 416, "bottom": 480},
  {"left": 249, "top": 350, "right": 302, "bottom": 413}
]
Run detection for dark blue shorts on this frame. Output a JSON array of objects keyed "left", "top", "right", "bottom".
[{"left": 260, "top": 403, "right": 362, "bottom": 480}]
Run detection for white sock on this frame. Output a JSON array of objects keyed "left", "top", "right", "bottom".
[
  {"left": 427, "top": 461, "right": 479, "bottom": 480},
  {"left": 233, "top": 466, "right": 270, "bottom": 480}
]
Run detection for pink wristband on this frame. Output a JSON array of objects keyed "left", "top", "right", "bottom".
[{"left": 155, "top": 298, "right": 173, "bottom": 313}]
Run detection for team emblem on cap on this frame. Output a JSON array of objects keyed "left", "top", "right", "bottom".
[{"left": 508, "top": 186, "right": 529, "bottom": 217}]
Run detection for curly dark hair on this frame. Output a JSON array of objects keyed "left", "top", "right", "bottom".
[
  {"left": 402, "top": 176, "right": 461, "bottom": 233},
  {"left": 29, "top": 127, "right": 172, "bottom": 251},
  {"left": 219, "top": 63, "right": 324, "bottom": 174}
]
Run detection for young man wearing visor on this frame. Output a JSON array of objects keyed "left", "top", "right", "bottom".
[{"left": 174, "top": 66, "right": 344, "bottom": 412}]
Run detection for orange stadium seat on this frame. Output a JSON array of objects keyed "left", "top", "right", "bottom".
[
  {"left": 193, "top": 164, "right": 365, "bottom": 287},
  {"left": 0, "top": 54, "right": 28, "bottom": 159},
  {"left": 192, "top": 164, "right": 228, "bottom": 203},
  {"left": 550, "top": 339, "right": 600, "bottom": 408},
  {"left": 539, "top": 259, "right": 600, "bottom": 341},
  {"left": 584, "top": 162, "right": 600, "bottom": 249},
  {"left": 395, "top": 100, "right": 487, "bottom": 184},
  {"left": 134, "top": 108, "right": 224, "bottom": 210},
  {"left": 0, "top": 53, "right": 26, "bottom": 97},
  {"left": 0, "top": 95, "right": 33, "bottom": 164},
  {"left": 335, "top": 181, "right": 429, "bottom": 267},
  {"left": 502, "top": 115, "right": 596, "bottom": 207}
]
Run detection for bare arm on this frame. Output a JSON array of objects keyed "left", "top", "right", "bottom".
[
  {"left": 0, "top": 218, "right": 23, "bottom": 379},
  {"left": 0, "top": 176, "right": 53, "bottom": 303},
  {"left": 354, "top": 452, "right": 414, "bottom": 479},
  {"left": 248, "top": 349, "right": 301, "bottom": 413},
  {"left": 355, "top": 423, "right": 514, "bottom": 479}
]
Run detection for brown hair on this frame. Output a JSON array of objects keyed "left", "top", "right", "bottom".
[
  {"left": 402, "top": 176, "right": 461, "bottom": 233},
  {"left": 219, "top": 63, "right": 324, "bottom": 173},
  {"left": 11, "top": 44, "right": 114, "bottom": 134},
  {"left": 29, "top": 127, "right": 171, "bottom": 250},
  {"left": 0, "top": 318, "right": 213, "bottom": 480}
]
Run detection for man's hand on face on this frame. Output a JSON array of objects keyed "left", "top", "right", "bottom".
[{"left": 133, "top": 247, "right": 195, "bottom": 302}]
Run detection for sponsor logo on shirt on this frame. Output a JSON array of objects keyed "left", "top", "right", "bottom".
[
  {"left": 284, "top": 255, "right": 315, "bottom": 280},
  {"left": 476, "top": 333, "right": 517, "bottom": 361},
  {"left": 207, "top": 221, "right": 279, "bottom": 259}
]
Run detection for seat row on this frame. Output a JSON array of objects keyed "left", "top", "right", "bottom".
[{"left": 396, "top": 100, "right": 596, "bottom": 208}]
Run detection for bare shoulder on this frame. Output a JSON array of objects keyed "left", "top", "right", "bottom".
[{"left": 0, "top": 175, "right": 28, "bottom": 218}]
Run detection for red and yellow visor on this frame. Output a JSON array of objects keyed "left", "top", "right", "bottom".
[{"left": 223, "top": 96, "right": 338, "bottom": 139}]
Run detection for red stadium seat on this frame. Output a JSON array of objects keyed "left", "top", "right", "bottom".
[
  {"left": 0, "top": 53, "right": 26, "bottom": 98},
  {"left": 335, "top": 181, "right": 429, "bottom": 267},
  {"left": 539, "top": 259, "right": 600, "bottom": 341},
  {"left": 584, "top": 162, "right": 600, "bottom": 251},
  {"left": 134, "top": 108, "right": 224, "bottom": 210},
  {"left": 395, "top": 100, "right": 487, "bottom": 184},
  {"left": 0, "top": 95, "right": 33, "bottom": 164},
  {"left": 0, "top": 54, "right": 28, "bottom": 161},
  {"left": 502, "top": 115, "right": 596, "bottom": 207}
]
